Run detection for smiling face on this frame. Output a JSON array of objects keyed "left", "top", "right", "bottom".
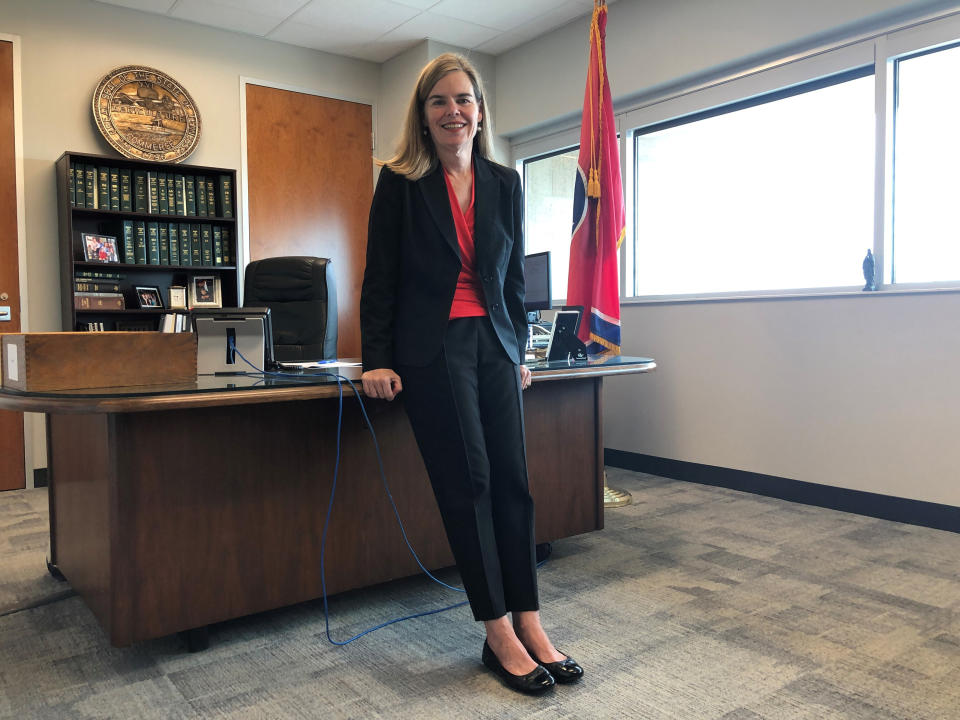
[{"left": 423, "top": 70, "right": 482, "bottom": 156}]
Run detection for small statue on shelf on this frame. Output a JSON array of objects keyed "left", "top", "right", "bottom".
[{"left": 862, "top": 248, "right": 877, "bottom": 291}]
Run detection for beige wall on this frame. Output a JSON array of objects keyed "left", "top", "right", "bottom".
[
  {"left": 2, "top": 0, "right": 381, "bottom": 472},
  {"left": 6, "top": 0, "right": 379, "bottom": 334},
  {"left": 2, "top": 0, "right": 512, "bottom": 476}
]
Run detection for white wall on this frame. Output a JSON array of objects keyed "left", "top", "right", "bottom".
[
  {"left": 607, "top": 292, "right": 960, "bottom": 507},
  {"left": 498, "top": 0, "right": 960, "bottom": 506},
  {"left": 496, "top": 0, "right": 958, "bottom": 137}
]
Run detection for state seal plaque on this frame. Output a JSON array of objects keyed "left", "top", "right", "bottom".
[{"left": 92, "top": 65, "right": 202, "bottom": 163}]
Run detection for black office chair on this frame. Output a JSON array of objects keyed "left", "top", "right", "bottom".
[{"left": 243, "top": 256, "right": 337, "bottom": 361}]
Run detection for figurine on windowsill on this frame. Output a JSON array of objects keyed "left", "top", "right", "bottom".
[{"left": 862, "top": 248, "right": 877, "bottom": 291}]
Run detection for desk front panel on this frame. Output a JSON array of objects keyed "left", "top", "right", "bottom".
[{"left": 47, "top": 377, "right": 604, "bottom": 645}]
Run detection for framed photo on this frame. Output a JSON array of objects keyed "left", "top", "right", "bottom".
[
  {"left": 168, "top": 285, "right": 187, "bottom": 310},
  {"left": 135, "top": 286, "right": 163, "bottom": 309},
  {"left": 188, "top": 275, "right": 221, "bottom": 308},
  {"left": 81, "top": 233, "right": 120, "bottom": 263}
]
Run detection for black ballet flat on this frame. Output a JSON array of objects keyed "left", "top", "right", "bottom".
[
  {"left": 528, "top": 651, "right": 583, "bottom": 684},
  {"left": 481, "top": 641, "right": 556, "bottom": 695}
]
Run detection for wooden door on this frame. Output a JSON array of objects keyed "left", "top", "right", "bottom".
[
  {"left": 0, "top": 40, "right": 25, "bottom": 490},
  {"left": 245, "top": 85, "right": 373, "bottom": 358}
]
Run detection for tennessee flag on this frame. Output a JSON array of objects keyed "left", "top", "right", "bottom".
[{"left": 567, "top": 0, "right": 623, "bottom": 355}]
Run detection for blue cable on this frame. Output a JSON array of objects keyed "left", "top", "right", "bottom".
[
  {"left": 227, "top": 341, "right": 471, "bottom": 644},
  {"left": 227, "top": 340, "right": 549, "bottom": 645}
]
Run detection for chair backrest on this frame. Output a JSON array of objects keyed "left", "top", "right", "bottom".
[{"left": 243, "top": 256, "right": 337, "bottom": 361}]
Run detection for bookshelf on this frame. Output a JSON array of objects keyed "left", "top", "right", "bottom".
[{"left": 55, "top": 151, "right": 239, "bottom": 332}]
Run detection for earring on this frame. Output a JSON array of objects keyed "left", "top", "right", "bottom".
[
  {"left": 423, "top": 128, "right": 428, "bottom": 135},
  {"left": 478, "top": 122, "right": 483, "bottom": 130}
]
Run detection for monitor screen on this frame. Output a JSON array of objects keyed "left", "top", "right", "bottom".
[{"left": 523, "top": 251, "right": 552, "bottom": 312}]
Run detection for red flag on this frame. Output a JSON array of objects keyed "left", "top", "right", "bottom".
[{"left": 567, "top": 0, "right": 624, "bottom": 355}]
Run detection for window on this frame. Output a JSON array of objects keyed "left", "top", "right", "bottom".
[
  {"left": 514, "top": 11, "right": 960, "bottom": 300},
  {"left": 522, "top": 147, "right": 579, "bottom": 302},
  {"left": 891, "top": 42, "right": 960, "bottom": 284},
  {"left": 632, "top": 70, "right": 875, "bottom": 297}
]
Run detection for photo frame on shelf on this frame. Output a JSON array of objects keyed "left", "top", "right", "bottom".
[
  {"left": 81, "top": 233, "right": 120, "bottom": 263},
  {"left": 168, "top": 285, "right": 187, "bottom": 309},
  {"left": 189, "top": 275, "right": 221, "bottom": 308},
  {"left": 135, "top": 286, "right": 164, "bottom": 309}
]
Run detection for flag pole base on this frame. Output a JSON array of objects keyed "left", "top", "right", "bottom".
[{"left": 603, "top": 471, "right": 632, "bottom": 508}]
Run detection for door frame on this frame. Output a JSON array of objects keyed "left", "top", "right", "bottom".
[
  {"left": 0, "top": 32, "right": 32, "bottom": 488},
  {"left": 237, "top": 76, "right": 377, "bottom": 305}
]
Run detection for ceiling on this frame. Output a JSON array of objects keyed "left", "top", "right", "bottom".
[{"left": 92, "top": 0, "right": 604, "bottom": 63}]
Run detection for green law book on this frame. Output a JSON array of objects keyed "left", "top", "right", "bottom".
[
  {"left": 195, "top": 176, "right": 207, "bottom": 216},
  {"left": 158, "top": 223, "right": 169, "bottom": 265},
  {"left": 166, "top": 175, "right": 176, "bottom": 214},
  {"left": 97, "top": 166, "right": 109, "bottom": 210},
  {"left": 134, "top": 171, "right": 148, "bottom": 212},
  {"left": 200, "top": 223, "right": 213, "bottom": 266},
  {"left": 121, "top": 220, "right": 136, "bottom": 264},
  {"left": 221, "top": 227, "right": 231, "bottom": 266},
  {"left": 73, "top": 163, "right": 85, "bottom": 208},
  {"left": 157, "top": 172, "right": 168, "bottom": 214},
  {"left": 213, "top": 225, "right": 222, "bottom": 265},
  {"left": 179, "top": 223, "right": 191, "bottom": 266},
  {"left": 217, "top": 175, "right": 233, "bottom": 218},
  {"left": 74, "top": 280, "right": 121, "bottom": 293},
  {"left": 148, "top": 173, "right": 159, "bottom": 214},
  {"left": 190, "top": 224, "right": 201, "bottom": 266},
  {"left": 84, "top": 164, "right": 96, "bottom": 209},
  {"left": 185, "top": 175, "right": 197, "bottom": 216},
  {"left": 173, "top": 174, "right": 186, "bottom": 216},
  {"left": 109, "top": 168, "right": 120, "bottom": 211},
  {"left": 68, "top": 162, "right": 76, "bottom": 206},
  {"left": 168, "top": 223, "right": 179, "bottom": 266},
  {"left": 205, "top": 178, "right": 216, "bottom": 217},
  {"left": 134, "top": 221, "right": 147, "bottom": 265},
  {"left": 75, "top": 269, "right": 123, "bottom": 280},
  {"left": 147, "top": 221, "right": 160, "bottom": 265},
  {"left": 119, "top": 169, "right": 132, "bottom": 211}
]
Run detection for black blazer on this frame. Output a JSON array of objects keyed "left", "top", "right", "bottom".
[{"left": 360, "top": 155, "right": 527, "bottom": 371}]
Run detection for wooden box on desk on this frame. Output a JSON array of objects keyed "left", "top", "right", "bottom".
[{"left": 1, "top": 332, "right": 197, "bottom": 391}]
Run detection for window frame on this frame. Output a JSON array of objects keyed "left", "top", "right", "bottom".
[{"left": 511, "top": 8, "right": 960, "bottom": 304}]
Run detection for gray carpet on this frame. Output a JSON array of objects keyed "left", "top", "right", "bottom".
[{"left": 2, "top": 469, "right": 960, "bottom": 719}]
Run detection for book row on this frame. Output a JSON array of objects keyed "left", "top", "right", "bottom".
[
  {"left": 75, "top": 292, "right": 125, "bottom": 310},
  {"left": 78, "top": 314, "right": 193, "bottom": 333},
  {"left": 79, "top": 222, "right": 234, "bottom": 267},
  {"left": 68, "top": 162, "right": 234, "bottom": 219}
]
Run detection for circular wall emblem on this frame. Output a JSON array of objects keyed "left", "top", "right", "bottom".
[{"left": 92, "top": 65, "right": 202, "bottom": 163}]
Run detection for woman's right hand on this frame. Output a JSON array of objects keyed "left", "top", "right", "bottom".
[{"left": 361, "top": 368, "right": 403, "bottom": 401}]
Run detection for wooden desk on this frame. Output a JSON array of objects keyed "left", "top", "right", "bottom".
[{"left": 0, "top": 357, "right": 654, "bottom": 647}]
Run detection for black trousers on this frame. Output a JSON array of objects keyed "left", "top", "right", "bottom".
[{"left": 399, "top": 316, "right": 539, "bottom": 621}]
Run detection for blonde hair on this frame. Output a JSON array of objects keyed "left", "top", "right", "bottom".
[{"left": 379, "top": 53, "right": 495, "bottom": 181}]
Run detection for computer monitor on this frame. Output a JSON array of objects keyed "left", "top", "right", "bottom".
[{"left": 523, "top": 251, "right": 552, "bottom": 312}]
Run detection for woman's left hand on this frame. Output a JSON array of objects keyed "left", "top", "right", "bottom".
[{"left": 519, "top": 364, "right": 532, "bottom": 390}]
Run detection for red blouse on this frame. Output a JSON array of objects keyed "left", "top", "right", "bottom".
[{"left": 444, "top": 167, "right": 487, "bottom": 319}]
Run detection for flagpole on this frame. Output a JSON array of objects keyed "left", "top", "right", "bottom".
[{"left": 575, "top": 0, "right": 632, "bottom": 508}]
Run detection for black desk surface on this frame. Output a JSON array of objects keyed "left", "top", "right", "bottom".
[{"left": 0, "top": 355, "right": 656, "bottom": 404}]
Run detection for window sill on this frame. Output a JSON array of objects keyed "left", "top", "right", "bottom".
[{"left": 621, "top": 283, "right": 960, "bottom": 306}]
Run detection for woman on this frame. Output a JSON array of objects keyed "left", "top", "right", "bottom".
[{"left": 359, "top": 53, "right": 583, "bottom": 695}]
